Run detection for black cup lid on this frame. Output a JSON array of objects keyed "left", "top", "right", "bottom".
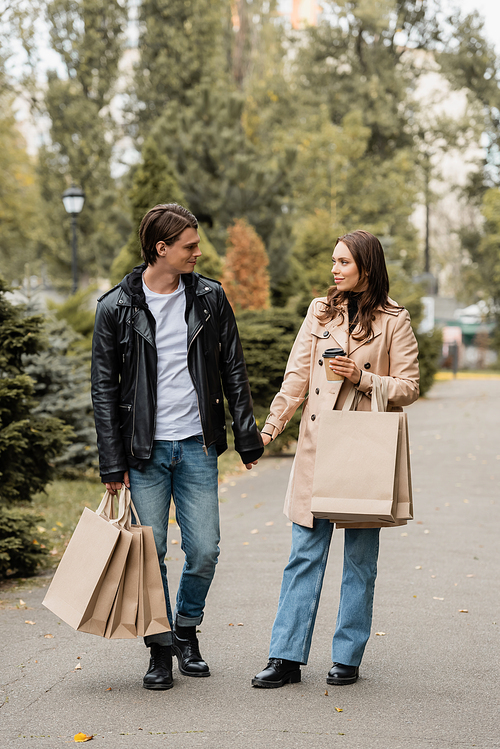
[{"left": 323, "top": 347, "right": 345, "bottom": 357}]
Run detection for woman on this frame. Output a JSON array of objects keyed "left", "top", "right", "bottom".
[{"left": 252, "top": 230, "right": 419, "bottom": 688}]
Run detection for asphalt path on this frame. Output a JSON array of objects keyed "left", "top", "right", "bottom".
[{"left": 1, "top": 378, "right": 499, "bottom": 748}]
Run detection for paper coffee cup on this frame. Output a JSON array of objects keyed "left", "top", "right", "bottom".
[{"left": 323, "top": 348, "right": 346, "bottom": 381}]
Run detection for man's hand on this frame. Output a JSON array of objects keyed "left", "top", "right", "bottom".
[
  {"left": 245, "top": 461, "right": 258, "bottom": 470},
  {"left": 105, "top": 470, "right": 130, "bottom": 495}
]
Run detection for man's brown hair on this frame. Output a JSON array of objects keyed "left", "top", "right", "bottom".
[{"left": 139, "top": 203, "right": 198, "bottom": 265}]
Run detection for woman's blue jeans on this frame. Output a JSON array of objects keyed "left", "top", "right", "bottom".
[
  {"left": 269, "top": 520, "right": 380, "bottom": 667},
  {"left": 129, "top": 437, "right": 220, "bottom": 647}
]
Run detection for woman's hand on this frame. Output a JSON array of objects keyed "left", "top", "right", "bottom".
[
  {"left": 329, "top": 356, "right": 361, "bottom": 385},
  {"left": 261, "top": 432, "right": 273, "bottom": 446}
]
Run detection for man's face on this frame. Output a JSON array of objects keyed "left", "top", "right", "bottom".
[{"left": 156, "top": 227, "right": 202, "bottom": 274}]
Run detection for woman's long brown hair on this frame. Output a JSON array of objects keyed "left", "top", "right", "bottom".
[{"left": 319, "top": 230, "right": 402, "bottom": 341}]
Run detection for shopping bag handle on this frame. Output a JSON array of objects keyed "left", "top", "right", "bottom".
[
  {"left": 96, "top": 487, "right": 132, "bottom": 529},
  {"left": 342, "top": 374, "right": 389, "bottom": 413}
]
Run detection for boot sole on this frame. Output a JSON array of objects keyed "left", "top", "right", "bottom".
[
  {"left": 143, "top": 681, "right": 174, "bottom": 690},
  {"left": 326, "top": 675, "right": 359, "bottom": 685},
  {"left": 252, "top": 671, "right": 301, "bottom": 688}
]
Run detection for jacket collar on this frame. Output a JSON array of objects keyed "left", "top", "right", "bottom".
[
  {"left": 119, "top": 265, "right": 211, "bottom": 304},
  {"left": 317, "top": 297, "right": 400, "bottom": 355}
]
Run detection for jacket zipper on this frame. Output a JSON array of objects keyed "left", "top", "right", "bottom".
[
  {"left": 187, "top": 323, "right": 208, "bottom": 455},
  {"left": 130, "top": 334, "right": 140, "bottom": 457}
]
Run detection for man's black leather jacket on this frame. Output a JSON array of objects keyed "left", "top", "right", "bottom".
[{"left": 91, "top": 264, "right": 263, "bottom": 483}]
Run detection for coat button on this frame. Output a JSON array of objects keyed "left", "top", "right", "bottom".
[
  {"left": 323, "top": 331, "right": 329, "bottom": 337},
  {"left": 205, "top": 286, "right": 210, "bottom": 290},
  {"left": 315, "top": 388, "right": 320, "bottom": 394},
  {"left": 311, "top": 414, "right": 316, "bottom": 421},
  {"left": 215, "top": 398, "right": 220, "bottom": 404},
  {"left": 364, "top": 362, "right": 371, "bottom": 369},
  {"left": 318, "top": 359, "right": 323, "bottom": 366}
]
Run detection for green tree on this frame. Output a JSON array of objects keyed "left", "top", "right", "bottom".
[
  {"left": 151, "top": 82, "right": 295, "bottom": 253},
  {"left": 0, "top": 278, "right": 70, "bottom": 576},
  {"left": 0, "top": 95, "right": 41, "bottom": 283},
  {"left": 132, "top": 0, "right": 231, "bottom": 134},
  {"left": 38, "top": 0, "right": 130, "bottom": 285},
  {"left": 111, "top": 136, "right": 222, "bottom": 283},
  {"left": 439, "top": 10, "right": 500, "bottom": 191}
]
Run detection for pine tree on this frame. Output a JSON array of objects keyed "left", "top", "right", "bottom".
[
  {"left": 111, "top": 136, "right": 222, "bottom": 284},
  {"left": 0, "top": 278, "right": 70, "bottom": 576},
  {"left": 151, "top": 83, "right": 295, "bottom": 253},
  {"left": 221, "top": 219, "right": 270, "bottom": 312},
  {"left": 133, "top": 0, "right": 231, "bottom": 134},
  {"left": 24, "top": 317, "right": 98, "bottom": 478}
]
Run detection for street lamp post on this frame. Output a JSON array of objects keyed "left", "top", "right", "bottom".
[{"left": 62, "top": 186, "right": 85, "bottom": 294}]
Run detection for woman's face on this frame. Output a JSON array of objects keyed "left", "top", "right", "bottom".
[{"left": 331, "top": 242, "right": 367, "bottom": 292}]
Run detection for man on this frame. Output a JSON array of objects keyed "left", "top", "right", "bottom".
[{"left": 91, "top": 203, "right": 263, "bottom": 690}]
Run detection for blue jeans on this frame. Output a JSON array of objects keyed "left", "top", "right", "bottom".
[
  {"left": 129, "top": 436, "right": 220, "bottom": 647},
  {"left": 269, "top": 520, "right": 380, "bottom": 667}
]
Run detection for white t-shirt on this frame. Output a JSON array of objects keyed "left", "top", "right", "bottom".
[{"left": 142, "top": 276, "right": 202, "bottom": 440}]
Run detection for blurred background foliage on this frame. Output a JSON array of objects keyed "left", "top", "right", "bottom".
[{"left": 1, "top": 0, "right": 500, "bottom": 575}]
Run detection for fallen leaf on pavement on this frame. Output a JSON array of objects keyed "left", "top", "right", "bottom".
[
  {"left": 250, "top": 529, "right": 259, "bottom": 534},
  {"left": 237, "top": 623, "right": 244, "bottom": 626},
  {"left": 105, "top": 687, "right": 112, "bottom": 691},
  {"left": 401, "top": 532, "right": 408, "bottom": 537},
  {"left": 44, "top": 634, "right": 54, "bottom": 639},
  {"left": 458, "top": 609, "right": 469, "bottom": 613},
  {"left": 335, "top": 707, "right": 343, "bottom": 712},
  {"left": 375, "top": 632, "right": 386, "bottom": 636},
  {"left": 241, "top": 493, "right": 247, "bottom": 498},
  {"left": 56, "top": 521, "right": 64, "bottom": 527},
  {"left": 433, "top": 597, "right": 444, "bottom": 601},
  {"left": 424, "top": 530, "right": 430, "bottom": 534},
  {"left": 74, "top": 663, "right": 82, "bottom": 670},
  {"left": 19, "top": 599, "right": 26, "bottom": 606},
  {"left": 466, "top": 574, "right": 475, "bottom": 578},
  {"left": 242, "top": 542, "right": 249, "bottom": 546},
  {"left": 324, "top": 690, "right": 328, "bottom": 696},
  {"left": 265, "top": 521, "right": 274, "bottom": 526},
  {"left": 415, "top": 565, "right": 422, "bottom": 569},
  {"left": 25, "top": 620, "right": 35, "bottom": 625},
  {"left": 228, "top": 623, "right": 234, "bottom": 626},
  {"left": 74, "top": 733, "right": 93, "bottom": 742},
  {"left": 171, "top": 539, "right": 179, "bottom": 545}
]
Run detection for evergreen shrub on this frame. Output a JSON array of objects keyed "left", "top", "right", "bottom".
[
  {"left": 0, "top": 508, "right": 47, "bottom": 577},
  {"left": 236, "top": 308, "right": 302, "bottom": 452}
]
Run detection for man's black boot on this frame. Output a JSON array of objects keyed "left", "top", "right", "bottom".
[
  {"left": 143, "top": 644, "right": 174, "bottom": 690},
  {"left": 251, "top": 659, "right": 301, "bottom": 688},
  {"left": 172, "top": 624, "right": 210, "bottom": 677}
]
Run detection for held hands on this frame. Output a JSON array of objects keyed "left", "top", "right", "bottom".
[
  {"left": 105, "top": 470, "right": 130, "bottom": 496},
  {"left": 329, "top": 355, "right": 361, "bottom": 385}
]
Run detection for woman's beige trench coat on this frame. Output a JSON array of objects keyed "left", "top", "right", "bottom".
[{"left": 263, "top": 297, "right": 420, "bottom": 529}]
